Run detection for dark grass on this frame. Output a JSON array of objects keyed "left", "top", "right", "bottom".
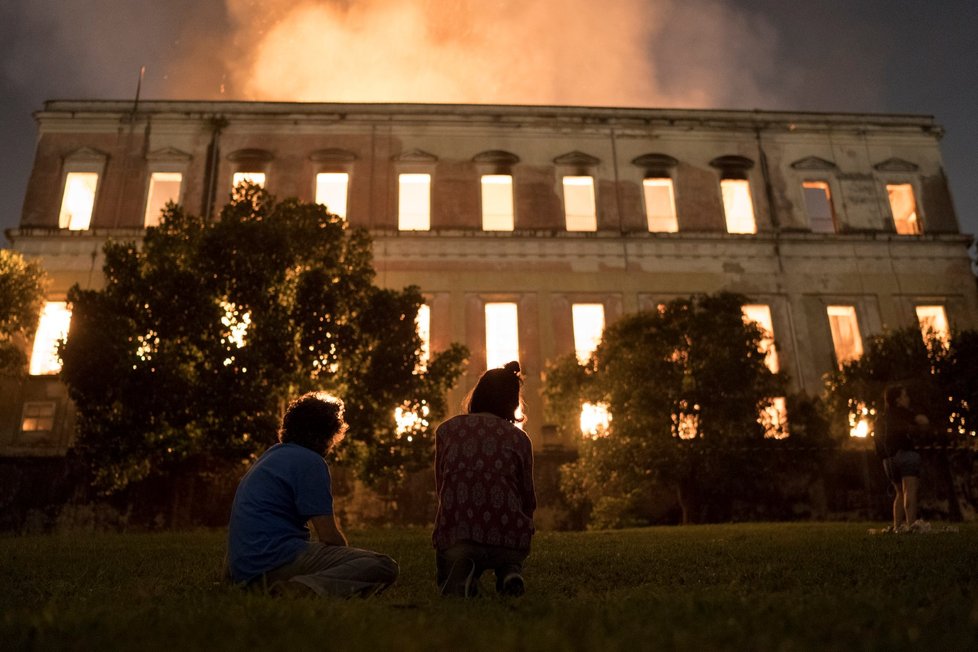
[{"left": 2, "top": 523, "right": 977, "bottom": 651}]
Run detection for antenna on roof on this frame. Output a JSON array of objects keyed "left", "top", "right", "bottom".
[{"left": 132, "top": 65, "right": 146, "bottom": 114}]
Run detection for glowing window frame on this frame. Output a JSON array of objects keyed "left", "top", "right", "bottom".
[
  {"left": 886, "top": 183, "right": 922, "bottom": 235},
  {"left": 484, "top": 302, "right": 519, "bottom": 370},
  {"left": 826, "top": 305, "right": 863, "bottom": 367},
  {"left": 562, "top": 176, "right": 597, "bottom": 232},
  {"left": 29, "top": 301, "right": 72, "bottom": 376},
  {"left": 643, "top": 177, "right": 679, "bottom": 233},
  {"left": 144, "top": 172, "right": 183, "bottom": 227},
  {"left": 481, "top": 175, "right": 515, "bottom": 231},
  {"left": 801, "top": 180, "right": 836, "bottom": 234},
  {"left": 720, "top": 178, "right": 757, "bottom": 234},
  {"left": 315, "top": 172, "right": 350, "bottom": 219},
  {"left": 398, "top": 173, "right": 431, "bottom": 231}
]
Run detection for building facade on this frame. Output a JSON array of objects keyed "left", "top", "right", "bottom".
[{"left": 3, "top": 100, "right": 975, "bottom": 456}]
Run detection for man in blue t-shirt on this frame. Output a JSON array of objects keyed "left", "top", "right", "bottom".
[{"left": 227, "top": 392, "right": 398, "bottom": 597}]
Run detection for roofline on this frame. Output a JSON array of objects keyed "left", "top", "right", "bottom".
[{"left": 36, "top": 99, "right": 940, "bottom": 130}]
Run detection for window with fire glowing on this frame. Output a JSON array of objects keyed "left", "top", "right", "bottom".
[
  {"left": 58, "top": 172, "right": 98, "bottom": 230},
  {"left": 21, "top": 401, "right": 56, "bottom": 434},
  {"left": 801, "top": 181, "right": 836, "bottom": 234},
  {"left": 743, "top": 304, "right": 787, "bottom": 438},
  {"left": 232, "top": 171, "right": 266, "bottom": 188},
  {"left": 562, "top": 176, "right": 597, "bottom": 232},
  {"left": 915, "top": 305, "right": 949, "bottom": 345},
  {"left": 481, "top": 175, "right": 514, "bottom": 231},
  {"left": 886, "top": 183, "right": 920, "bottom": 235},
  {"left": 720, "top": 179, "right": 757, "bottom": 234},
  {"left": 416, "top": 304, "right": 430, "bottom": 369},
  {"left": 144, "top": 172, "right": 182, "bottom": 227},
  {"left": 315, "top": 173, "right": 349, "bottom": 219},
  {"left": 399, "top": 174, "right": 431, "bottom": 231},
  {"left": 643, "top": 178, "right": 678, "bottom": 232},
  {"left": 484, "top": 303, "right": 519, "bottom": 370},
  {"left": 573, "top": 303, "right": 611, "bottom": 437},
  {"left": 826, "top": 305, "right": 863, "bottom": 367},
  {"left": 29, "top": 302, "right": 72, "bottom": 376}
]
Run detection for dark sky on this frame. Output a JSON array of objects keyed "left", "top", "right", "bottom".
[{"left": 1, "top": 0, "right": 975, "bottom": 252}]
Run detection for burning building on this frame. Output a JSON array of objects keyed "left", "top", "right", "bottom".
[{"left": 2, "top": 100, "right": 975, "bottom": 456}]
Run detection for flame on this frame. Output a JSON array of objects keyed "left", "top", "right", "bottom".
[{"left": 30, "top": 302, "right": 72, "bottom": 375}]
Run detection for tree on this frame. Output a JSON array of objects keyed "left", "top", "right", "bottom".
[
  {"left": 0, "top": 249, "right": 46, "bottom": 376},
  {"left": 60, "top": 184, "right": 467, "bottom": 493},
  {"left": 546, "top": 293, "right": 788, "bottom": 525},
  {"left": 825, "top": 327, "right": 978, "bottom": 518}
]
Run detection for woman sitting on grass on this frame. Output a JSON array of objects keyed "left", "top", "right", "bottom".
[{"left": 433, "top": 361, "right": 537, "bottom": 597}]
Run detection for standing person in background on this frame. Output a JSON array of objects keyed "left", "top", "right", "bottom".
[
  {"left": 227, "top": 392, "right": 399, "bottom": 597},
  {"left": 877, "top": 384, "right": 930, "bottom": 533},
  {"left": 433, "top": 361, "right": 537, "bottom": 597}
]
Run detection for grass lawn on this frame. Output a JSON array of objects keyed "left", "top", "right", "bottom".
[{"left": 1, "top": 523, "right": 976, "bottom": 651}]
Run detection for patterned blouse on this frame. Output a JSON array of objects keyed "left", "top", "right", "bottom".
[{"left": 433, "top": 413, "right": 536, "bottom": 551}]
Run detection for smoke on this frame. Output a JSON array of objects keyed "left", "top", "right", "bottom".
[{"left": 218, "top": 0, "right": 792, "bottom": 109}]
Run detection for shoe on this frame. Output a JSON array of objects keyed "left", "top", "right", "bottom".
[
  {"left": 499, "top": 572, "right": 525, "bottom": 597},
  {"left": 909, "top": 520, "right": 931, "bottom": 533},
  {"left": 439, "top": 558, "right": 479, "bottom": 598}
]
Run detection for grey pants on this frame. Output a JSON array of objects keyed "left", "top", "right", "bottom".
[{"left": 263, "top": 543, "right": 399, "bottom": 598}]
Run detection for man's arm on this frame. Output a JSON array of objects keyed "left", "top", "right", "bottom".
[{"left": 310, "top": 514, "right": 348, "bottom": 547}]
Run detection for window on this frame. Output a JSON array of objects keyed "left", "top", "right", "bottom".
[
  {"left": 802, "top": 181, "right": 836, "bottom": 234},
  {"left": 399, "top": 173, "right": 431, "bottom": 231},
  {"left": 562, "top": 176, "right": 597, "bottom": 231},
  {"left": 485, "top": 302, "right": 519, "bottom": 369},
  {"left": 720, "top": 179, "right": 756, "bottom": 234},
  {"left": 826, "top": 305, "right": 863, "bottom": 366},
  {"left": 481, "top": 175, "right": 514, "bottom": 231},
  {"left": 760, "top": 397, "right": 789, "bottom": 439},
  {"left": 915, "top": 305, "right": 949, "bottom": 345},
  {"left": 416, "top": 303, "right": 431, "bottom": 369},
  {"left": 315, "top": 173, "right": 349, "bottom": 219},
  {"left": 580, "top": 402, "right": 611, "bottom": 439},
  {"left": 643, "top": 178, "right": 678, "bottom": 233},
  {"left": 29, "top": 302, "right": 72, "bottom": 375},
  {"left": 232, "top": 171, "right": 266, "bottom": 188},
  {"left": 58, "top": 172, "right": 98, "bottom": 230},
  {"left": 572, "top": 303, "right": 605, "bottom": 364},
  {"left": 21, "top": 401, "right": 56, "bottom": 433},
  {"left": 886, "top": 183, "right": 921, "bottom": 234},
  {"left": 144, "top": 172, "right": 182, "bottom": 227},
  {"left": 742, "top": 304, "right": 779, "bottom": 373}
]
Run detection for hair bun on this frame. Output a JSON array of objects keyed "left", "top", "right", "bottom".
[{"left": 503, "top": 361, "right": 521, "bottom": 374}]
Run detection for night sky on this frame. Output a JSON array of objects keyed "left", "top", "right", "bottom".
[{"left": 1, "top": 0, "right": 975, "bottom": 256}]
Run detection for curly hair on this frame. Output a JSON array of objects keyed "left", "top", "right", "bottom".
[
  {"left": 464, "top": 361, "right": 525, "bottom": 423},
  {"left": 279, "top": 392, "right": 347, "bottom": 455}
]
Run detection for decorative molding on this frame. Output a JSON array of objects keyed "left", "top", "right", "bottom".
[
  {"left": 709, "top": 155, "right": 754, "bottom": 171},
  {"left": 64, "top": 146, "right": 108, "bottom": 163},
  {"left": 227, "top": 148, "right": 273, "bottom": 163},
  {"left": 472, "top": 150, "right": 520, "bottom": 165},
  {"left": 309, "top": 147, "right": 357, "bottom": 163},
  {"left": 873, "top": 157, "right": 919, "bottom": 172},
  {"left": 146, "top": 147, "right": 192, "bottom": 162},
  {"left": 790, "top": 156, "right": 837, "bottom": 171},
  {"left": 553, "top": 151, "right": 600, "bottom": 166},
  {"left": 631, "top": 153, "right": 679, "bottom": 169},
  {"left": 392, "top": 148, "right": 438, "bottom": 163}
]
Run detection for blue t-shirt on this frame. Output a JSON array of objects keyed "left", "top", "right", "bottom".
[{"left": 227, "top": 442, "right": 334, "bottom": 583}]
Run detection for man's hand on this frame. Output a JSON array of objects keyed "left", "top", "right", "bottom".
[
  {"left": 914, "top": 414, "right": 930, "bottom": 428},
  {"left": 310, "top": 515, "right": 348, "bottom": 547}
]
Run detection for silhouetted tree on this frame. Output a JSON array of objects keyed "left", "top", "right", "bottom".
[
  {"left": 60, "top": 184, "right": 467, "bottom": 493},
  {"left": 825, "top": 327, "right": 978, "bottom": 518},
  {"left": 548, "top": 293, "right": 789, "bottom": 525},
  {"left": 0, "top": 249, "right": 46, "bottom": 376}
]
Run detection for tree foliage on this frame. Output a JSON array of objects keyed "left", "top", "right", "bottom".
[
  {"left": 0, "top": 249, "right": 46, "bottom": 376},
  {"left": 546, "top": 293, "right": 790, "bottom": 525},
  {"left": 825, "top": 326, "right": 978, "bottom": 443},
  {"left": 60, "top": 185, "right": 467, "bottom": 493}
]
